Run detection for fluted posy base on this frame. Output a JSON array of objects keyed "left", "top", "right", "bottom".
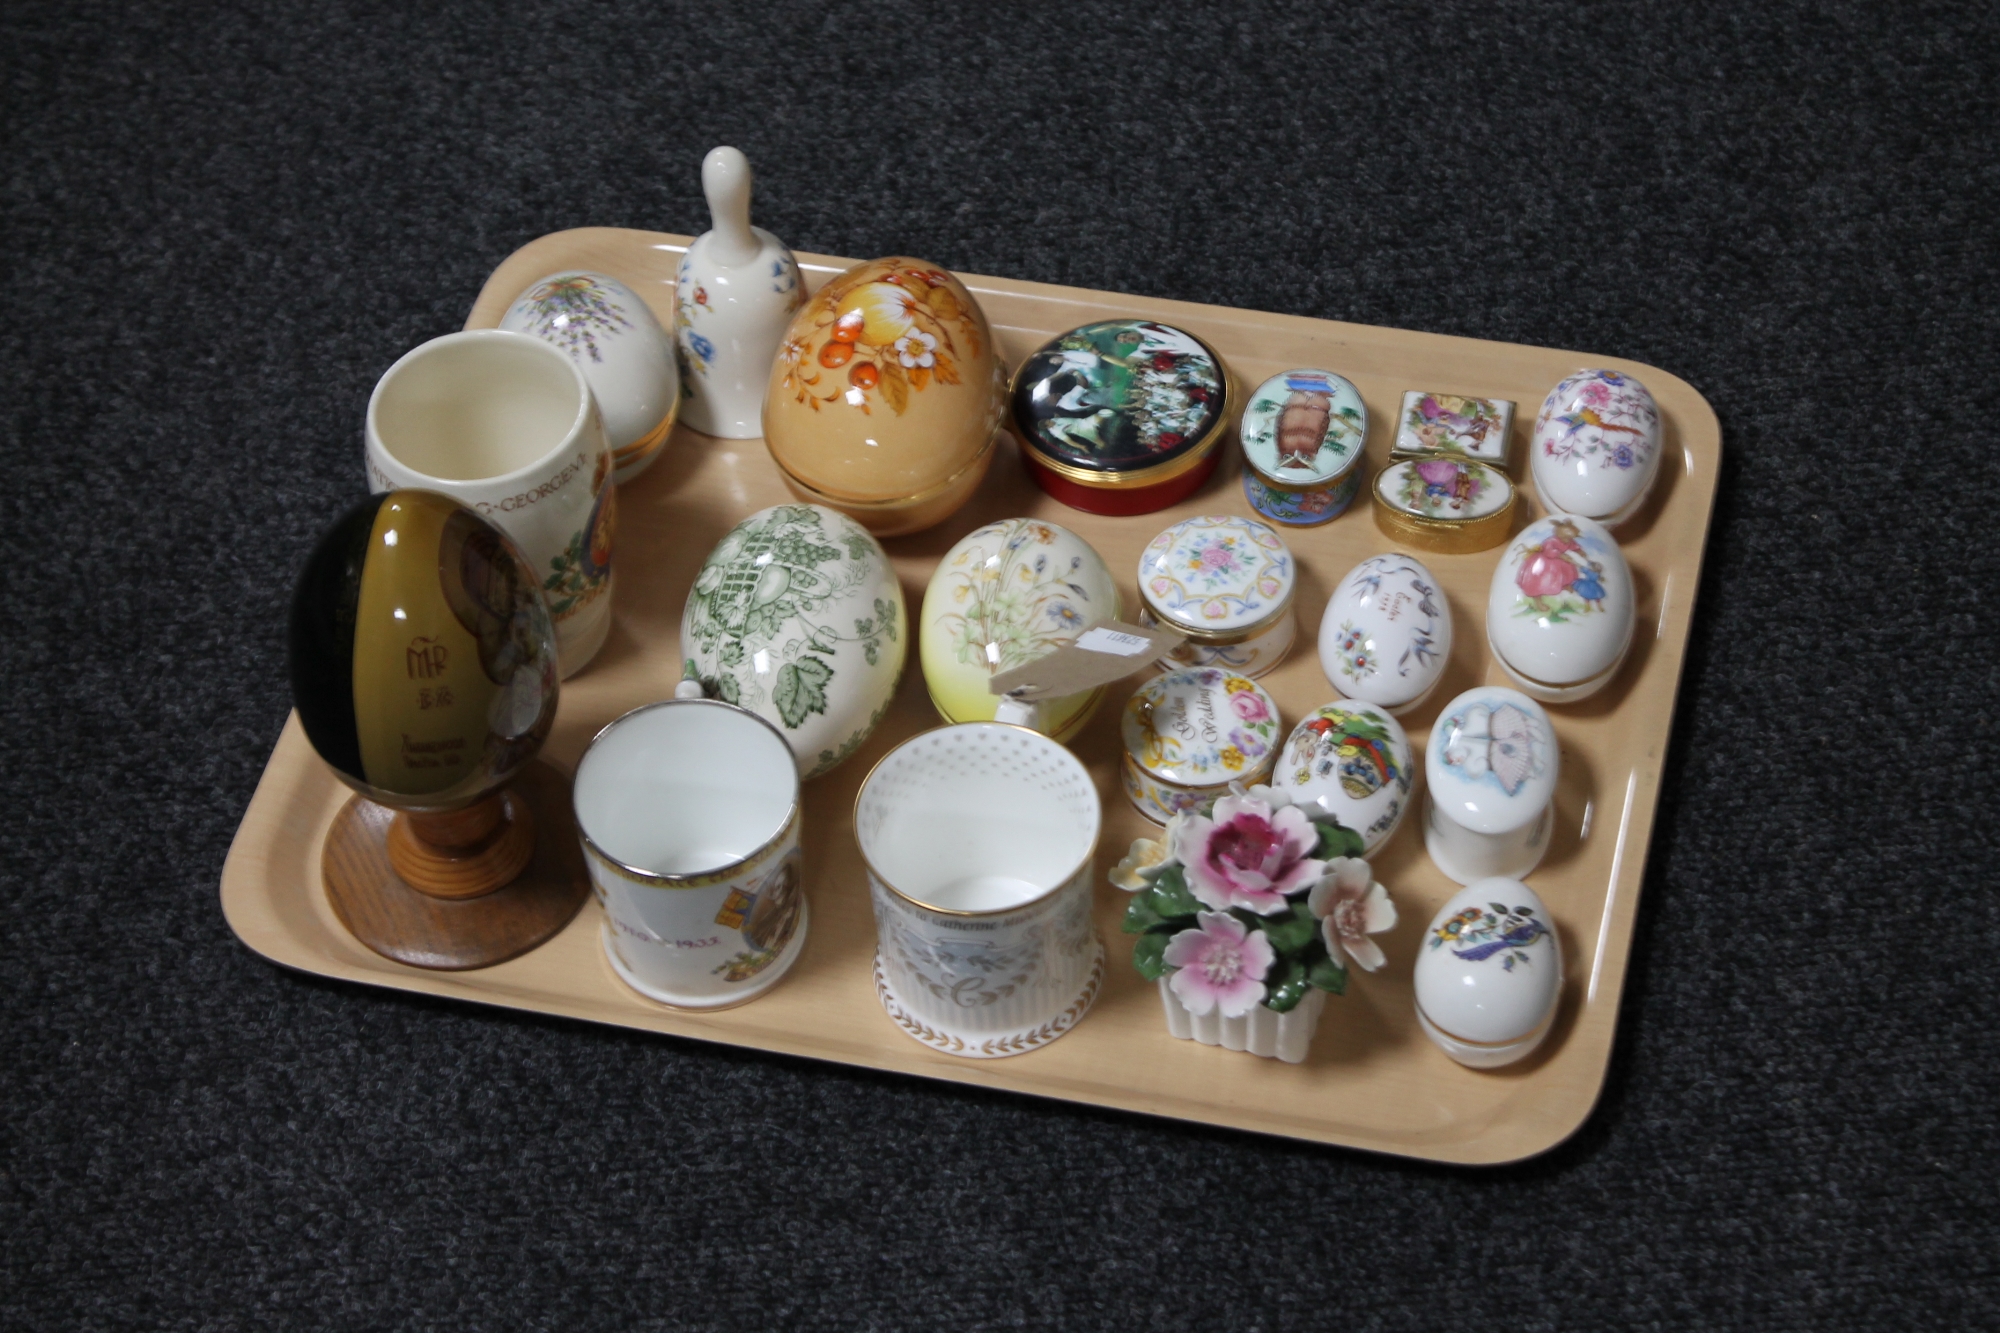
[
  {"left": 874, "top": 946, "right": 1104, "bottom": 1059},
  {"left": 1158, "top": 978, "right": 1326, "bottom": 1064}
]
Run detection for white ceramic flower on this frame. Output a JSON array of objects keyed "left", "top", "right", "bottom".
[
  {"left": 1307, "top": 857, "right": 1397, "bottom": 972},
  {"left": 1111, "top": 813, "right": 1186, "bottom": 891},
  {"left": 894, "top": 330, "right": 938, "bottom": 369}
]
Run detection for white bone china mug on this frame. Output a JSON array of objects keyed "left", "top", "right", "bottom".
[
  {"left": 573, "top": 699, "right": 808, "bottom": 1009},
  {"left": 856, "top": 722, "right": 1103, "bottom": 1057},
  {"left": 367, "top": 329, "right": 617, "bottom": 678}
]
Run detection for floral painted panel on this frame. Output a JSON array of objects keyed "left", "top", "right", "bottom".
[
  {"left": 1393, "top": 391, "right": 1513, "bottom": 463},
  {"left": 1378, "top": 458, "right": 1512, "bottom": 520},
  {"left": 1428, "top": 900, "right": 1549, "bottom": 973},
  {"left": 510, "top": 274, "right": 633, "bottom": 363},
  {"left": 1013, "top": 320, "right": 1224, "bottom": 471},
  {"left": 1139, "top": 515, "right": 1293, "bottom": 634}
]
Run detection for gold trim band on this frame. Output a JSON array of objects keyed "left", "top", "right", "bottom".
[{"left": 1370, "top": 471, "right": 1518, "bottom": 555}]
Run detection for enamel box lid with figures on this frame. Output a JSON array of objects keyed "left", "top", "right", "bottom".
[
  {"left": 1011, "top": 320, "right": 1230, "bottom": 485},
  {"left": 1272, "top": 702, "right": 1414, "bottom": 856},
  {"left": 1530, "top": 368, "right": 1662, "bottom": 524},
  {"left": 1317, "top": 553, "right": 1452, "bottom": 712},
  {"left": 1487, "top": 512, "right": 1634, "bottom": 697},
  {"left": 1393, "top": 391, "right": 1514, "bottom": 465},
  {"left": 1137, "top": 515, "right": 1294, "bottom": 642},
  {"left": 1121, "top": 668, "right": 1282, "bottom": 788},
  {"left": 680, "top": 504, "right": 905, "bottom": 780},
  {"left": 1425, "top": 686, "right": 1558, "bottom": 835}
]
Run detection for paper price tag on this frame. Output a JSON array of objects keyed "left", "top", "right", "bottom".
[{"left": 987, "top": 619, "right": 1185, "bottom": 699}]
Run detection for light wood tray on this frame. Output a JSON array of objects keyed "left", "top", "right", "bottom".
[{"left": 222, "top": 228, "right": 1718, "bottom": 1164}]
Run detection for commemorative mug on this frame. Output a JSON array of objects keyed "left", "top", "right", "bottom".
[
  {"left": 856, "top": 722, "right": 1103, "bottom": 1058},
  {"left": 573, "top": 699, "right": 808, "bottom": 1009},
  {"left": 367, "top": 329, "right": 617, "bottom": 678}
]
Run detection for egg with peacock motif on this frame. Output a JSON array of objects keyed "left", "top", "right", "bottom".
[
  {"left": 679, "top": 504, "right": 906, "bottom": 779},
  {"left": 1529, "top": 368, "right": 1662, "bottom": 526}
]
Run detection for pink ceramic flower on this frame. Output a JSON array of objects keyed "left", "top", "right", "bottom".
[
  {"left": 1163, "top": 911, "right": 1274, "bottom": 1018},
  {"left": 1174, "top": 794, "right": 1325, "bottom": 915},
  {"left": 1307, "top": 857, "right": 1397, "bottom": 972},
  {"left": 1228, "top": 689, "right": 1271, "bottom": 723}
]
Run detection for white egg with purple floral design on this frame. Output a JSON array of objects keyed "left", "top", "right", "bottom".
[
  {"left": 1317, "top": 553, "right": 1452, "bottom": 714},
  {"left": 1274, "top": 701, "right": 1415, "bottom": 855},
  {"left": 1529, "top": 368, "right": 1663, "bottom": 526},
  {"left": 1414, "top": 878, "right": 1562, "bottom": 1069},
  {"left": 1487, "top": 512, "right": 1634, "bottom": 704},
  {"left": 500, "top": 270, "right": 680, "bottom": 484}
]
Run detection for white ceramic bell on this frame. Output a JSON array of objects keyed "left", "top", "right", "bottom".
[
  {"left": 1487, "top": 513, "right": 1635, "bottom": 703},
  {"left": 1414, "top": 878, "right": 1562, "bottom": 1069},
  {"left": 1423, "top": 686, "right": 1558, "bottom": 886},
  {"left": 1529, "top": 369, "right": 1662, "bottom": 526},
  {"left": 1317, "top": 554, "right": 1452, "bottom": 714},
  {"left": 675, "top": 146, "right": 806, "bottom": 438}
]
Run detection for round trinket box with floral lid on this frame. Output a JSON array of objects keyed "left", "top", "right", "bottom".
[
  {"left": 1011, "top": 319, "right": 1232, "bottom": 515},
  {"left": 1109, "top": 785, "right": 1397, "bottom": 1063},
  {"left": 1273, "top": 701, "right": 1415, "bottom": 856},
  {"left": 762, "top": 257, "right": 1006, "bottom": 536},
  {"left": 1423, "top": 685, "right": 1559, "bottom": 886},
  {"left": 1136, "top": 514, "right": 1297, "bottom": 678},
  {"left": 1237, "top": 368, "right": 1367, "bottom": 526},
  {"left": 1317, "top": 553, "right": 1452, "bottom": 713},
  {"left": 1415, "top": 877, "right": 1563, "bottom": 1069},
  {"left": 1529, "top": 368, "right": 1663, "bottom": 527},
  {"left": 1120, "top": 668, "right": 1282, "bottom": 824},
  {"left": 918, "top": 518, "right": 1120, "bottom": 743},
  {"left": 1486, "top": 512, "right": 1635, "bottom": 703}
]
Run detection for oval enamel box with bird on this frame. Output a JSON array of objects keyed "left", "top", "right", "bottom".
[
  {"left": 1414, "top": 878, "right": 1562, "bottom": 1069},
  {"left": 1317, "top": 553, "right": 1452, "bottom": 713},
  {"left": 1486, "top": 512, "right": 1634, "bottom": 703},
  {"left": 1529, "top": 368, "right": 1662, "bottom": 525},
  {"left": 762, "top": 258, "right": 1005, "bottom": 536},
  {"left": 289, "top": 490, "right": 560, "bottom": 811},
  {"left": 499, "top": 270, "right": 680, "bottom": 484},
  {"left": 680, "top": 504, "right": 906, "bottom": 779}
]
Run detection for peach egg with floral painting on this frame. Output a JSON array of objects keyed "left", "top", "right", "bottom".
[{"left": 762, "top": 257, "right": 1007, "bottom": 536}]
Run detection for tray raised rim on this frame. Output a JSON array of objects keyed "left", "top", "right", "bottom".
[{"left": 222, "top": 228, "right": 1719, "bottom": 1165}]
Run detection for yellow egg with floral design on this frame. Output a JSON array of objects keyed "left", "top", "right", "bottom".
[{"left": 764, "top": 257, "right": 1006, "bottom": 536}]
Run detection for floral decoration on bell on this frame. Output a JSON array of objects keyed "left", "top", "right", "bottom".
[
  {"left": 774, "top": 260, "right": 985, "bottom": 417},
  {"left": 1113, "top": 785, "right": 1396, "bottom": 1025}
]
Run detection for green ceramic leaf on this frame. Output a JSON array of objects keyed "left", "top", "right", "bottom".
[
  {"left": 1313, "top": 819, "right": 1365, "bottom": 861},
  {"left": 1260, "top": 903, "right": 1318, "bottom": 954},
  {"left": 1307, "top": 954, "right": 1349, "bottom": 996},
  {"left": 1133, "top": 931, "right": 1170, "bottom": 982},
  {"left": 1122, "top": 893, "right": 1166, "bottom": 934},
  {"left": 1265, "top": 959, "right": 1309, "bottom": 1013},
  {"left": 1149, "top": 866, "right": 1201, "bottom": 919}
]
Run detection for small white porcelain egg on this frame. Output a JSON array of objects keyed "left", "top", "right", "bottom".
[
  {"left": 1414, "top": 878, "right": 1562, "bottom": 1069},
  {"left": 500, "top": 270, "right": 681, "bottom": 484},
  {"left": 1486, "top": 513, "right": 1634, "bottom": 703},
  {"left": 1273, "top": 701, "right": 1414, "bottom": 855},
  {"left": 680, "top": 503, "right": 905, "bottom": 779},
  {"left": 1317, "top": 553, "right": 1452, "bottom": 714},
  {"left": 1529, "top": 368, "right": 1662, "bottom": 525}
]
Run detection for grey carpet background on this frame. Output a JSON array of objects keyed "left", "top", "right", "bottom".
[{"left": 4, "top": 1, "right": 1997, "bottom": 1328}]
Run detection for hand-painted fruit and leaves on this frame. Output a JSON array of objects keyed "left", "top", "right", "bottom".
[
  {"left": 681, "top": 506, "right": 893, "bottom": 729},
  {"left": 775, "top": 261, "right": 982, "bottom": 416},
  {"left": 543, "top": 475, "right": 616, "bottom": 620}
]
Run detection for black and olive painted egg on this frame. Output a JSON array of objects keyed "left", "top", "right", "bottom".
[{"left": 289, "top": 489, "right": 559, "bottom": 810}]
